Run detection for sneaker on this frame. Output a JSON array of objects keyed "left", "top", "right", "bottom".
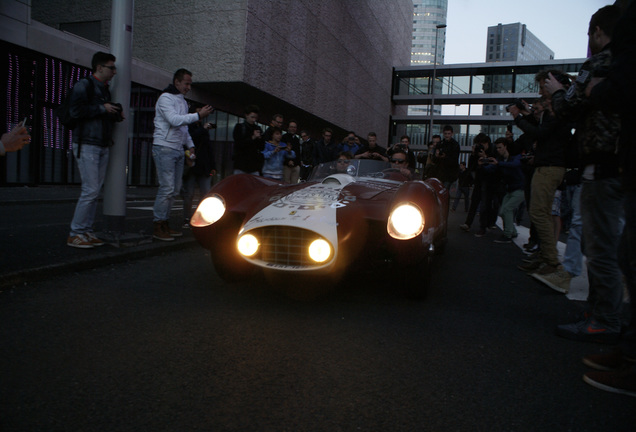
[
  {"left": 67, "top": 234, "right": 94, "bottom": 249},
  {"left": 459, "top": 224, "right": 470, "bottom": 232},
  {"left": 583, "top": 364, "right": 636, "bottom": 397},
  {"left": 523, "top": 240, "right": 537, "bottom": 250},
  {"left": 533, "top": 263, "right": 562, "bottom": 276},
  {"left": 153, "top": 221, "right": 175, "bottom": 242},
  {"left": 583, "top": 350, "right": 636, "bottom": 371},
  {"left": 489, "top": 225, "right": 498, "bottom": 230},
  {"left": 163, "top": 221, "right": 183, "bottom": 237},
  {"left": 555, "top": 318, "right": 620, "bottom": 344},
  {"left": 531, "top": 268, "right": 571, "bottom": 293},
  {"left": 85, "top": 231, "right": 105, "bottom": 247},
  {"left": 493, "top": 234, "right": 512, "bottom": 244},
  {"left": 523, "top": 244, "right": 539, "bottom": 255},
  {"left": 474, "top": 229, "right": 486, "bottom": 237},
  {"left": 522, "top": 250, "right": 540, "bottom": 262},
  {"left": 518, "top": 258, "right": 545, "bottom": 272}
]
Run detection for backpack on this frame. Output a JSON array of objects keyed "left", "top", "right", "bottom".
[{"left": 55, "top": 78, "right": 94, "bottom": 130}]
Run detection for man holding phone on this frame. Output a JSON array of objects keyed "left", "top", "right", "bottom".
[
  {"left": 67, "top": 51, "right": 124, "bottom": 249},
  {"left": 0, "top": 121, "right": 30, "bottom": 156}
]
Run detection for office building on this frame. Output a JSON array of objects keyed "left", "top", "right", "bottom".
[{"left": 408, "top": 0, "right": 448, "bottom": 129}]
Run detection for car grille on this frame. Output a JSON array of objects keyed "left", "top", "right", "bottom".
[{"left": 250, "top": 226, "right": 327, "bottom": 268}]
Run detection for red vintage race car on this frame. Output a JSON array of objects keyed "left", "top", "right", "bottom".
[{"left": 190, "top": 159, "right": 449, "bottom": 298}]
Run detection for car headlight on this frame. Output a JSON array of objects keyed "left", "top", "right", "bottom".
[
  {"left": 237, "top": 233, "right": 259, "bottom": 257},
  {"left": 387, "top": 203, "right": 424, "bottom": 240},
  {"left": 190, "top": 194, "right": 225, "bottom": 227},
  {"left": 308, "top": 239, "right": 332, "bottom": 263}
]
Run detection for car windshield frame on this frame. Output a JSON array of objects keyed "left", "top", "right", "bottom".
[{"left": 308, "top": 159, "right": 396, "bottom": 182}]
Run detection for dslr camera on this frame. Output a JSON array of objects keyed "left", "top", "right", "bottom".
[{"left": 505, "top": 99, "right": 526, "bottom": 112}]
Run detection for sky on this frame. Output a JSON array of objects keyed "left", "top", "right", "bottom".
[{"left": 444, "top": 0, "right": 613, "bottom": 63}]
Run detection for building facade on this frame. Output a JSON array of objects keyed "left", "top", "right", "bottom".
[
  {"left": 483, "top": 23, "right": 555, "bottom": 123},
  {"left": 1, "top": 0, "right": 413, "bottom": 185},
  {"left": 409, "top": 0, "right": 447, "bottom": 118}
]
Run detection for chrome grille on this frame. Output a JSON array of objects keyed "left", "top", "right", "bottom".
[{"left": 251, "top": 226, "right": 325, "bottom": 268}]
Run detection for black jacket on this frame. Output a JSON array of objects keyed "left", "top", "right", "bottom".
[{"left": 69, "top": 75, "right": 122, "bottom": 147}]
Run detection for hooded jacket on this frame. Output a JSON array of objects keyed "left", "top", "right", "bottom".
[{"left": 153, "top": 84, "right": 199, "bottom": 151}]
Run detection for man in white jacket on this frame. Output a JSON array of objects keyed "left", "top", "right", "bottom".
[{"left": 152, "top": 68, "right": 213, "bottom": 241}]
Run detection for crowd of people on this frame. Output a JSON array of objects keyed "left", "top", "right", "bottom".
[{"left": 450, "top": 3, "right": 636, "bottom": 398}]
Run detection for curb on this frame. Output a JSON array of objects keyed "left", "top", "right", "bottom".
[{"left": 0, "top": 238, "right": 199, "bottom": 289}]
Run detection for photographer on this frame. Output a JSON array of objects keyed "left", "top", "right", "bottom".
[
  {"left": 511, "top": 70, "right": 572, "bottom": 276},
  {"left": 432, "top": 125, "right": 460, "bottom": 190},
  {"left": 67, "top": 51, "right": 125, "bottom": 249},
  {"left": 483, "top": 138, "right": 525, "bottom": 243},
  {"left": 387, "top": 135, "right": 416, "bottom": 169},
  {"left": 460, "top": 133, "right": 493, "bottom": 234}
]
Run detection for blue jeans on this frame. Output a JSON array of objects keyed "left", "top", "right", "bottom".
[
  {"left": 562, "top": 184, "right": 582, "bottom": 277},
  {"left": 498, "top": 189, "right": 524, "bottom": 237},
  {"left": 619, "top": 191, "right": 636, "bottom": 357},
  {"left": 581, "top": 178, "right": 625, "bottom": 331},
  {"left": 152, "top": 145, "right": 184, "bottom": 222},
  {"left": 181, "top": 169, "right": 212, "bottom": 221},
  {"left": 452, "top": 186, "right": 470, "bottom": 211},
  {"left": 70, "top": 144, "right": 109, "bottom": 236}
]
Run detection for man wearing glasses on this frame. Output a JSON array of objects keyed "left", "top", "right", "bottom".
[
  {"left": 67, "top": 51, "right": 124, "bottom": 249},
  {"left": 388, "top": 149, "right": 413, "bottom": 180}
]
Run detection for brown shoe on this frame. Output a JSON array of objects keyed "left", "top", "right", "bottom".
[
  {"left": 583, "top": 363, "right": 636, "bottom": 397},
  {"left": 67, "top": 234, "right": 94, "bottom": 249},
  {"left": 583, "top": 350, "right": 636, "bottom": 371},
  {"left": 162, "top": 220, "right": 182, "bottom": 237},
  {"left": 153, "top": 221, "right": 175, "bottom": 242}
]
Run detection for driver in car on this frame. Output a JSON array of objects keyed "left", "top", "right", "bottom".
[
  {"left": 335, "top": 151, "right": 355, "bottom": 174},
  {"left": 387, "top": 149, "right": 413, "bottom": 180}
]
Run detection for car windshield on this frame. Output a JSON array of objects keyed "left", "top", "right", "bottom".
[{"left": 308, "top": 159, "right": 394, "bottom": 182}]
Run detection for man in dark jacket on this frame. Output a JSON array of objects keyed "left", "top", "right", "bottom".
[
  {"left": 544, "top": 5, "right": 624, "bottom": 343},
  {"left": 484, "top": 138, "right": 525, "bottom": 243},
  {"left": 432, "top": 125, "right": 461, "bottom": 190},
  {"left": 182, "top": 108, "right": 216, "bottom": 227},
  {"left": 580, "top": 0, "right": 636, "bottom": 398},
  {"left": 313, "top": 128, "right": 338, "bottom": 164},
  {"left": 232, "top": 105, "right": 263, "bottom": 175},
  {"left": 67, "top": 51, "right": 124, "bottom": 249}
]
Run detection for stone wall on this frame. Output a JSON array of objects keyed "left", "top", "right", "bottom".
[{"left": 29, "top": 0, "right": 412, "bottom": 140}]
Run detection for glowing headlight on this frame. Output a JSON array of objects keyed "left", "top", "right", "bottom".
[
  {"left": 237, "top": 234, "right": 259, "bottom": 257},
  {"left": 308, "top": 239, "right": 332, "bottom": 263},
  {"left": 388, "top": 203, "right": 424, "bottom": 240},
  {"left": 190, "top": 195, "right": 225, "bottom": 227}
]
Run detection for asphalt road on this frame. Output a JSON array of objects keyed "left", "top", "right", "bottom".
[{"left": 1, "top": 211, "right": 634, "bottom": 431}]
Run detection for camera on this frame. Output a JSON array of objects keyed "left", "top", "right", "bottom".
[
  {"left": 480, "top": 157, "right": 491, "bottom": 165},
  {"left": 505, "top": 99, "right": 526, "bottom": 112},
  {"left": 416, "top": 150, "right": 428, "bottom": 164}
]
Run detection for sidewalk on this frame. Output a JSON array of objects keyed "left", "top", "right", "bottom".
[{"left": 0, "top": 185, "right": 198, "bottom": 289}]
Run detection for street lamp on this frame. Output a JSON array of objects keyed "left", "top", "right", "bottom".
[{"left": 429, "top": 24, "right": 447, "bottom": 142}]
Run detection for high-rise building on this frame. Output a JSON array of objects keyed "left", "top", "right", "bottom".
[
  {"left": 486, "top": 23, "right": 554, "bottom": 63},
  {"left": 409, "top": 0, "right": 448, "bottom": 124},
  {"left": 483, "top": 23, "right": 554, "bottom": 121},
  {"left": 411, "top": 0, "right": 448, "bottom": 66}
]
